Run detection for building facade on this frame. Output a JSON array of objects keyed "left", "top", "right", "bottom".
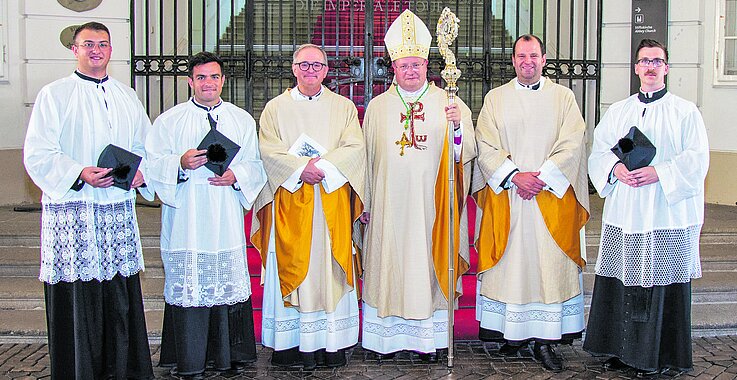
[{"left": 0, "top": 0, "right": 734, "bottom": 206}]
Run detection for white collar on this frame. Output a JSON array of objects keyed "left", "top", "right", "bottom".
[
  {"left": 291, "top": 86, "right": 324, "bottom": 101},
  {"left": 640, "top": 85, "right": 666, "bottom": 98},
  {"left": 514, "top": 76, "right": 545, "bottom": 91},
  {"left": 190, "top": 97, "right": 223, "bottom": 112},
  {"left": 396, "top": 81, "right": 429, "bottom": 100}
]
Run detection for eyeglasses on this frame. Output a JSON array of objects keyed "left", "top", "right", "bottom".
[
  {"left": 294, "top": 61, "right": 326, "bottom": 71},
  {"left": 636, "top": 58, "right": 667, "bottom": 67},
  {"left": 76, "top": 42, "right": 111, "bottom": 50},
  {"left": 395, "top": 62, "right": 426, "bottom": 72}
]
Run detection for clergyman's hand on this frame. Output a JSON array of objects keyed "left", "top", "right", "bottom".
[
  {"left": 613, "top": 162, "right": 637, "bottom": 187},
  {"left": 629, "top": 166, "right": 659, "bottom": 187},
  {"left": 359, "top": 212, "right": 370, "bottom": 224},
  {"left": 131, "top": 170, "right": 145, "bottom": 188},
  {"left": 209, "top": 169, "right": 237, "bottom": 186},
  {"left": 444, "top": 103, "right": 461, "bottom": 126},
  {"left": 80, "top": 167, "right": 114, "bottom": 188},
  {"left": 180, "top": 149, "right": 208, "bottom": 170},
  {"left": 511, "top": 171, "right": 545, "bottom": 199},
  {"left": 300, "top": 157, "right": 325, "bottom": 185}
]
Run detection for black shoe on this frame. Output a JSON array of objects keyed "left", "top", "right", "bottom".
[
  {"left": 325, "top": 350, "right": 347, "bottom": 368},
  {"left": 603, "top": 357, "right": 629, "bottom": 371},
  {"left": 375, "top": 351, "right": 396, "bottom": 361},
  {"left": 498, "top": 343, "right": 522, "bottom": 356},
  {"left": 301, "top": 351, "right": 317, "bottom": 371},
  {"left": 418, "top": 352, "right": 438, "bottom": 363},
  {"left": 636, "top": 368, "right": 661, "bottom": 378},
  {"left": 271, "top": 347, "right": 302, "bottom": 369},
  {"left": 169, "top": 367, "right": 206, "bottom": 380},
  {"left": 225, "top": 359, "right": 255, "bottom": 374},
  {"left": 533, "top": 343, "right": 564, "bottom": 372}
]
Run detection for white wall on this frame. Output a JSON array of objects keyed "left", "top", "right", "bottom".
[
  {"left": 0, "top": 0, "right": 131, "bottom": 150},
  {"left": 0, "top": 0, "right": 25, "bottom": 150},
  {"left": 0, "top": 0, "right": 131, "bottom": 205},
  {"left": 701, "top": 0, "right": 737, "bottom": 153}
]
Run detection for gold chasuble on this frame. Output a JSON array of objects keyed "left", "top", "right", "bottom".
[
  {"left": 362, "top": 83, "right": 477, "bottom": 320},
  {"left": 251, "top": 88, "right": 365, "bottom": 313},
  {"left": 472, "top": 79, "right": 590, "bottom": 305}
]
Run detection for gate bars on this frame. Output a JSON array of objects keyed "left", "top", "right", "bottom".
[{"left": 131, "top": 0, "right": 601, "bottom": 125}]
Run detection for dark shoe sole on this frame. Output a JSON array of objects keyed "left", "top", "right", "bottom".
[{"left": 603, "top": 357, "right": 629, "bottom": 371}]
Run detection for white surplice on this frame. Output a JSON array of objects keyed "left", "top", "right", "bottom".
[
  {"left": 24, "top": 72, "right": 154, "bottom": 284},
  {"left": 146, "top": 99, "right": 266, "bottom": 307},
  {"left": 589, "top": 92, "right": 709, "bottom": 287}
]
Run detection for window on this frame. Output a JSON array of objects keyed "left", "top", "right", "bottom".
[{"left": 716, "top": 0, "right": 737, "bottom": 84}]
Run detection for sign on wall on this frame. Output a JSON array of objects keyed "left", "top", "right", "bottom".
[{"left": 630, "top": 0, "right": 668, "bottom": 94}]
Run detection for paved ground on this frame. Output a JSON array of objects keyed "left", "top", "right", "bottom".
[{"left": 1, "top": 337, "right": 736, "bottom": 379}]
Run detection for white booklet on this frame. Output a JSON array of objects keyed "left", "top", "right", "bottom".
[
  {"left": 284, "top": 133, "right": 347, "bottom": 194},
  {"left": 288, "top": 133, "right": 327, "bottom": 158}
]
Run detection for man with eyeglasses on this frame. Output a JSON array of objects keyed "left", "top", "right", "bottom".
[
  {"left": 252, "top": 43, "right": 366, "bottom": 369},
  {"left": 472, "top": 34, "right": 589, "bottom": 372},
  {"left": 360, "top": 10, "right": 477, "bottom": 362},
  {"left": 23, "top": 21, "right": 154, "bottom": 378},
  {"left": 584, "top": 39, "right": 709, "bottom": 377}
]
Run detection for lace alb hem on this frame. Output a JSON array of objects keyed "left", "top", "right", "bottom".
[
  {"left": 162, "top": 247, "right": 252, "bottom": 307},
  {"left": 362, "top": 320, "right": 447, "bottom": 338},
  {"left": 39, "top": 199, "right": 144, "bottom": 284},
  {"left": 480, "top": 298, "right": 583, "bottom": 322},
  {"left": 595, "top": 224, "right": 702, "bottom": 287},
  {"left": 263, "top": 315, "right": 360, "bottom": 334}
]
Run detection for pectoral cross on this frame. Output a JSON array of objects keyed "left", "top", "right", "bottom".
[
  {"left": 397, "top": 101, "right": 426, "bottom": 155},
  {"left": 395, "top": 132, "right": 412, "bottom": 156}
]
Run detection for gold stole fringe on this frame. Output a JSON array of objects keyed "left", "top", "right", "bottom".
[
  {"left": 252, "top": 184, "right": 361, "bottom": 305},
  {"left": 475, "top": 185, "right": 588, "bottom": 275},
  {"left": 431, "top": 132, "right": 470, "bottom": 301},
  {"left": 536, "top": 187, "right": 588, "bottom": 268}
]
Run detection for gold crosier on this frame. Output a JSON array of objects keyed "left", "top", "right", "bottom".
[{"left": 437, "top": 7, "right": 461, "bottom": 369}]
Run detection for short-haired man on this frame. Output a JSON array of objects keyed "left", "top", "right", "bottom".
[
  {"left": 472, "top": 34, "right": 589, "bottom": 371},
  {"left": 24, "top": 21, "right": 154, "bottom": 378},
  {"left": 584, "top": 39, "right": 709, "bottom": 377},
  {"left": 251, "top": 43, "right": 366, "bottom": 369},
  {"left": 360, "top": 10, "right": 477, "bottom": 362},
  {"left": 146, "top": 51, "right": 267, "bottom": 378}
]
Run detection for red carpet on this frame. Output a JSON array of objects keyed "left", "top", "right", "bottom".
[{"left": 244, "top": 196, "right": 480, "bottom": 343}]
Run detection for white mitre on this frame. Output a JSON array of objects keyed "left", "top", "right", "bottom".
[{"left": 384, "top": 9, "right": 432, "bottom": 61}]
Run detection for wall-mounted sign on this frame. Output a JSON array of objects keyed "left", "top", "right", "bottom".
[
  {"left": 630, "top": 0, "right": 668, "bottom": 94},
  {"left": 58, "top": 0, "right": 103, "bottom": 13}
]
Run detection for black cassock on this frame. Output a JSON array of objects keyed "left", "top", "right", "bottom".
[{"left": 583, "top": 275, "right": 693, "bottom": 372}]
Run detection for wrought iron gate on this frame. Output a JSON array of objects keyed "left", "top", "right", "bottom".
[{"left": 132, "top": 0, "right": 601, "bottom": 123}]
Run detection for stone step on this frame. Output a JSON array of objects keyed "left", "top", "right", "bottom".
[
  {"left": 0, "top": 309, "right": 166, "bottom": 336},
  {"left": 0, "top": 246, "right": 266, "bottom": 278},
  {"left": 3, "top": 229, "right": 737, "bottom": 248},
  {"left": 1, "top": 268, "right": 735, "bottom": 309},
  {"left": 2, "top": 242, "right": 735, "bottom": 279},
  {"left": 2, "top": 299, "right": 734, "bottom": 337},
  {"left": 0, "top": 275, "right": 265, "bottom": 311}
]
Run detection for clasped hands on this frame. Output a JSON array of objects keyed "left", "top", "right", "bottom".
[
  {"left": 180, "top": 148, "right": 236, "bottom": 186},
  {"left": 511, "top": 171, "right": 545, "bottom": 200},
  {"left": 613, "top": 163, "right": 658, "bottom": 187}
]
